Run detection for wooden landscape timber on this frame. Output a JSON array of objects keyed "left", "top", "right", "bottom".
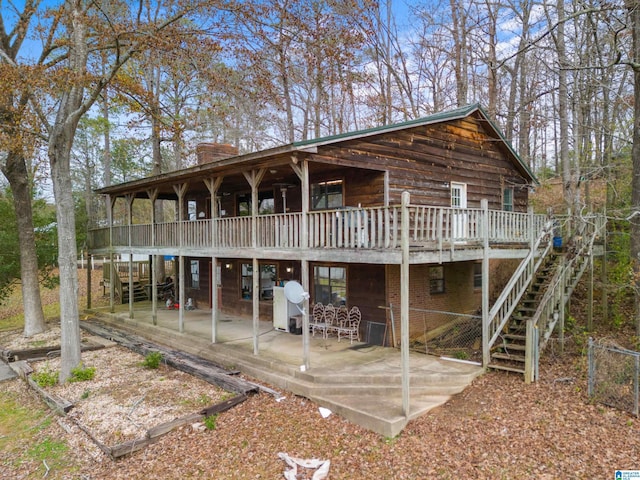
[
  {"left": 80, "top": 320, "right": 258, "bottom": 395},
  {"left": 69, "top": 395, "right": 248, "bottom": 459},
  {"left": 0, "top": 338, "right": 109, "bottom": 362},
  {"left": 0, "top": 325, "right": 254, "bottom": 460}
]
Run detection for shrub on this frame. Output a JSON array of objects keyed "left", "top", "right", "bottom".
[
  {"left": 204, "top": 414, "right": 218, "bottom": 430},
  {"left": 69, "top": 364, "right": 96, "bottom": 382},
  {"left": 31, "top": 366, "right": 58, "bottom": 388},
  {"left": 142, "top": 351, "right": 163, "bottom": 369}
]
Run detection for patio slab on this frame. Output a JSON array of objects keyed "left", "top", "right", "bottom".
[{"left": 86, "top": 303, "right": 484, "bottom": 437}]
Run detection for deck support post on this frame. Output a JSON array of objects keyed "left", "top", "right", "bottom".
[
  {"left": 401, "top": 191, "right": 410, "bottom": 419},
  {"left": 108, "top": 195, "right": 115, "bottom": 313},
  {"left": 299, "top": 159, "right": 311, "bottom": 370},
  {"left": 481, "top": 199, "right": 490, "bottom": 368},
  {"left": 524, "top": 318, "right": 536, "bottom": 383},
  {"left": 243, "top": 169, "right": 266, "bottom": 355},
  {"left": 126, "top": 194, "right": 134, "bottom": 319},
  {"left": 205, "top": 177, "right": 223, "bottom": 343},
  {"left": 174, "top": 183, "right": 188, "bottom": 333},
  {"left": 147, "top": 188, "right": 159, "bottom": 325}
]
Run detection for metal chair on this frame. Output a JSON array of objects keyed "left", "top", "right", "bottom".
[
  {"left": 324, "top": 303, "right": 337, "bottom": 337},
  {"left": 338, "top": 306, "right": 361, "bottom": 343},
  {"left": 310, "top": 302, "right": 326, "bottom": 338}
]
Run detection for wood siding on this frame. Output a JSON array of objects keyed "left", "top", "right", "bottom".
[{"left": 308, "top": 117, "right": 529, "bottom": 211}]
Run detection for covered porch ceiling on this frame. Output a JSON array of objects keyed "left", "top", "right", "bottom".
[{"left": 96, "top": 150, "right": 385, "bottom": 201}]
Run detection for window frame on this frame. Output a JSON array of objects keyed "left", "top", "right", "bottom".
[
  {"left": 473, "top": 262, "right": 482, "bottom": 289},
  {"left": 240, "top": 263, "right": 277, "bottom": 301},
  {"left": 503, "top": 187, "right": 514, "bottom": 212},
  {"left": 429, "top": 265, "right": 445, "bottom": 294},
  {"left": 311, "top": 179, "right": 343, "bottom": 211},
  {"left": 313, "top": 264, "right": 347, "bottom": 306}
]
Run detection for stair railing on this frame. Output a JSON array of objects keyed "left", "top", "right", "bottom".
[
  {"left": 524, "top": 213, "right": 607, "bottom": 382},
  {"left": 111, "top": 263, "right": 123, "bottom": 304},
  {"left": 484, "top": 218, "right": 555, "bottom": 366}
]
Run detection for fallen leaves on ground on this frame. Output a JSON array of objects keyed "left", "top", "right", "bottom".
[{"left": 1, "top": 347, "right": 639, "bottom": 479}]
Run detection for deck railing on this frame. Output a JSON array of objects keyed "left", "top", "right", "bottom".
[{"left": 89, "top": 204, "right": 548, "bottom": 252}]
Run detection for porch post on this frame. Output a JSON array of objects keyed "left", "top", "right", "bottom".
[
  {"left": 301, "top": 159, "right": 310, "bottom": 370},
  {"left": 400, "top": 191, "right": 410, "bottom": 418},
  {"left": 174, "top": 183, "right": 188, "bottom": 333},
  {"left": 126, "top": 194, "right": 134, "bottom": 319},
  {"left": 481, "top": 199, "right": 490, "bottom": 367},
  {"left": 290, "top": 156, "right": 311, "bottom": 367},
  {"left": 147, "top": 188, "right": 159, "bottom": 325},
  {"left": 243, "top": 169, "right": 266, "bottom": 355},
  {"left": 205, "top": 177, "right": 223, "bottom": 343},
  {"left": 108, "top": 195, "right": 115, "bottom": 313},
  {"left": 86, "top": 252, "right": 92, "bottom": 310}
]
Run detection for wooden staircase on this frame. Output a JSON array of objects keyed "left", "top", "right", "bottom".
[
  {"left": 486, "top": 212, "right": 606, "bottom": 380},
  {"left": 122, "top": 282, "right": 148, "bottom": 304},
  {"left": 489, "top": 252, "right": 561, "bottom": 373}
]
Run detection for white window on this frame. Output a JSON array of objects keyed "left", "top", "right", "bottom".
[{"left": 503, "top": 188, "right": 514, "bottom": 211}]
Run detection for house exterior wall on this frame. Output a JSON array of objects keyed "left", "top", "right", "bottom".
[
  {"left": 386, "top": 262, "right": 482, "bottom": 343},
  {"left": 307, "top": 116, "right": 529, "bottom": 211}
]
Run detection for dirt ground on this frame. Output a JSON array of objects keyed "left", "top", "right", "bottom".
[{"left": 0, "top": 268, "right": 639, "bottom": 478}]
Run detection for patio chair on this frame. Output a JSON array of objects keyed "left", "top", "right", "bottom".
[
  {"left": 338, "top": 306, "right": 361, "bottom": 343},
  {"left": 336, "top": 306, "right": 348, "bottom": 329},
  {"left": 324, "top": 303, "right": 337, "bottom": 337},
  {"left": 310, "top": 302, "right": 327, "bottom": 338}
]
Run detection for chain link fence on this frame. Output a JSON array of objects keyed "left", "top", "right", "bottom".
[
  {"left": 385, "top": 305, "right": 482, "bottom": 363},
  {"left": 588, "top": 337, "right": 640, "bottom": 417}
]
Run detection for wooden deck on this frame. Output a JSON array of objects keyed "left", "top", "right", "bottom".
[{"left": 89, "top": 203, "right": 547, "bottom": 262}]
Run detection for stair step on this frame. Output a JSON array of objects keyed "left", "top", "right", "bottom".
[
  {"left": 497, "top": 343, "right": 526, "bottom": 352},
  {"left": 503, "top": 333, "right": 526, "bottom": 341},
  {"left": 491, "top": 352, "right": 526, "bottom": 363},
  {"left": 517, "top": 307, "right": 537, "bottom": 314},
  {"left": 488, "top": 363, "right": 525, "bottom": 374}
]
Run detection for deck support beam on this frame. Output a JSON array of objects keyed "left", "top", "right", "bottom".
[
  {"left": 401, "top": 191, "right": 410, "bottom": 419},
  {"left": 127, "top": 194, "right": 135, "bottom": 320},
  {"left": 174, "top": 183, "right": 188, "bottom": 333},
  {"left": 108, "top": 195, "right": 116, "bottom": 313},
  {"left": 205, "top": 177, "right": 223, "bottom": 343},
  {"left": 481, "top": 199, "right": 490, "bottom": 368},
  {"left": 299, "top": 159, "right": 310, "bottom": 370},
  {"left": 147, "top": 188, "right": 159, "bottom": 325},
  {"left": 243, "top": 169, "right": 266, "bottom": 355}
]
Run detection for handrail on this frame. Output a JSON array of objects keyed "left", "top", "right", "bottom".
[
  {"left": 485, "top": 218, "right": 554, "bottom": 363},
  {"left": 523, "top": 213, "right": 607, "bottom": 381},
  {"left": 89, "top": 204, "right": 549, "bottom": 253}
]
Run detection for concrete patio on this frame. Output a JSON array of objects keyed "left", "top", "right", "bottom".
[{"left": 86, "top": 302, "right": 484, "bottom": 437}]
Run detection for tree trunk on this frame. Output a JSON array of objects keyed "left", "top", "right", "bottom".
[
  {"left": 1, "top": 152, "right": 46, "bottom": 337},
  {"left": 50, "top": 128, "right": 82, "bottom": 382},
  {"left": 49, "top": 1, "right": 87, "bottom": 382},
  {"left": 628, "top": 0, "right": 640, "bottom": 335}
]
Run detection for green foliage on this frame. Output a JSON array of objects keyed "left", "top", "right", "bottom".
[
  {"left": 142, "top": 351, "right": 163, "bottom": 369},
  {"left": 28, "top": 436, "right": 68, "bottom": 461},
  {"left": 69, "top": 364, "right": 96, "bottom": 382},
  {"left": 0, "top": 190, "right": 58, "bottom": 305},
  {"left": 453, "top": 350, "right": 469, "bottom": 360},
  {"left": 32, "top": 366, "right": 58, "bottom": 388},
  {"left": 203, "top": 414, "right": 218, "bottom": 430},
  {"left": 606, "top": 231, "right": 634, "bottom": 329}
]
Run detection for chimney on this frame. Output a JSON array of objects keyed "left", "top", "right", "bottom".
[{"left": 196, "top": 143, "right": 239, "bottom": 165}]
